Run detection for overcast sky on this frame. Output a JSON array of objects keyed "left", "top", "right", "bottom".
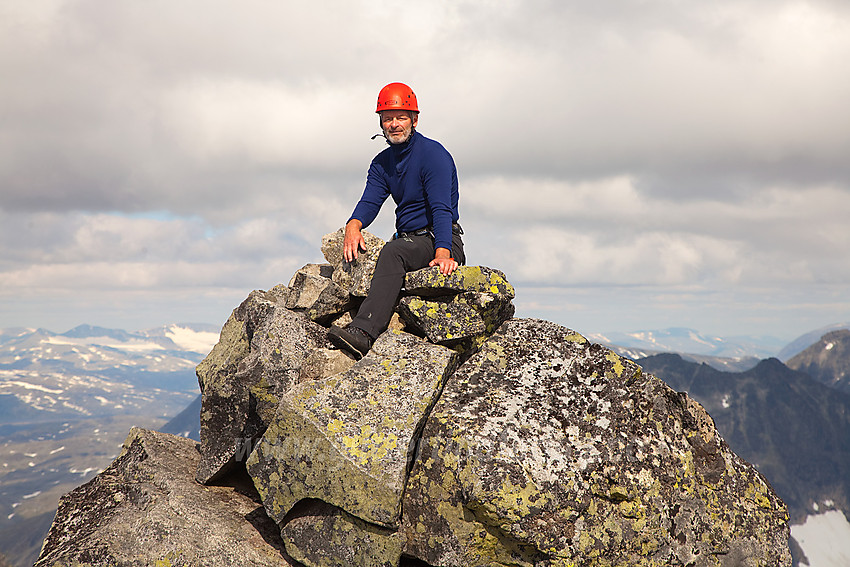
[{"left": 2, "top": 0, "right": 849, "bottom": 342}]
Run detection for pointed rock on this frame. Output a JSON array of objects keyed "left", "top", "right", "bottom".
[
  {"left": 196, "top": 289, "right": 280, "bottom": 484},
  {"left": 321, "top": 227, "right": 386, "bottom": 297},
  {"left": 401, "top": 318, "right": 791, "bottom": 566},
  {"left": 247, "top": 329, "right": 457, "bottom": 529}
]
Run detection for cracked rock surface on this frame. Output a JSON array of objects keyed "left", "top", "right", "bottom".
[{"left": 35, "top": 428, "right": 293, "bottom": 567}]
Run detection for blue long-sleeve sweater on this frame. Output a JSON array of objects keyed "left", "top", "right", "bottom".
[{"left": 350, "top": 131, "right": 459, "bottom": 251}]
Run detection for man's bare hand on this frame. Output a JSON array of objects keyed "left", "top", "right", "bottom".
[
  {"left": 429, "top": 247, "right": 458, "bottom": 275},
  {"left": 343, "top": 219, "right": 366, "bottom": 263}
]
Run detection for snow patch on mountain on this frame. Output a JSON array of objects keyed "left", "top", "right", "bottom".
[
  {"left": 792, "top": 510, "right": 850, "bottom": 567},
  {"left": 0, "top": 323, "right": 219, "bottom": 376},
  {"left": 161, "top": 324, "right": 219, "bottom": 355}
]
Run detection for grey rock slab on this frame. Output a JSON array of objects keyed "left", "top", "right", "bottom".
[
  {"left": 196, "top": 289, "right": 281, "bottom": 484},
  {"left": 280, "top": 500, "right": 402, "bottom": 567},
  {"left": 403, "top": 265, "right": 515, "bottom": 299},
  {"left": 398, "top": 265, "right": 516, "bottom": 350},
  {"left": 397, "top": 290, "right": 515, "bottom": 346},
  {"left": 247, "top": 329, "right": 458, "bottom": 529},
  {"left": 287, "top": 263, "right": 334, "bottom": 285},
  {"left": 299, "top": 347, "right": 356, "bottom": 381}
]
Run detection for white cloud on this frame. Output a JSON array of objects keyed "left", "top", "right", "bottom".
[{"left": 460, "top": 175, "right": 850, "bottom": 291}]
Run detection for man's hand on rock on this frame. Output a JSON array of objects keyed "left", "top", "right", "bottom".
[
  {"left": 429, "top": 248, "right": 458, "bottom": 276},
  {"left": 343, "top": 219, "right": 366, "bottom": 263}
]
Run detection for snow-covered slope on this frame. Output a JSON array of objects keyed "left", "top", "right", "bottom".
[
  {"left": 0, "top": 324, "right": 217, "bottom": 422},
  {"left": 0, "top": 323, "right": 218, "bottom": 374},
  {"left": 778, "top": 323, "right": 850, "bottom": 361},
  {"left": 792, "top": 508, "right": 850, "bottom": 567}
]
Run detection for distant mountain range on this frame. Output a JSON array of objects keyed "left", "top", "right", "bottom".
[
  {"left": 0, "top": 323, "right": 219, "bottom": 374},
  {"left": 588, "top": 326, "right": 785, "bottom": 358},
  {"left": 0, "top": 323, "right": 218, "bottom": 567},
  {"left": 590, "top": 323, "right": 850, "bottom": 372}
]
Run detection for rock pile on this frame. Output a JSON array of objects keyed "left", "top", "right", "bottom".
[{"left": 36, "top": 229, "right": 791, "bottom": 567}]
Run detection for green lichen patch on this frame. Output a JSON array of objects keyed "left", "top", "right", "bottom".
[
  {"left": 404, "top": 265, "right": 515, "bottom": 299},
  {"left": 398, "top": 291, "right": 514, "bottom": 348}
]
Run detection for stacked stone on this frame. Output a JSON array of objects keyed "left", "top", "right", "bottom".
[{"left": 35, "top": 228, "right": 792, "bottom": 567}]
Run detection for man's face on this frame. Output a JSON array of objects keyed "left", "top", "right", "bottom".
[{"left": 380, "top": 110, "right": 418, "bottom": 144}]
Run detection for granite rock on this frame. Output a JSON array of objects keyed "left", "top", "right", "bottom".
[
  {"left": 403, "top": 265, "right": 515, "bottom": 298},
  {"left": 280, "top": 500, "right": 401, "bottom": 567},
  {"left": 400, "top": 318, "right": 792, "bottom": 566},
  {"left": 196, "top": 289, "right": 282, "bottom": 484},
  {"left": 35, "top": 428, "right": 293, "bottom": 567},
  {"left": 286, "top": 263, "right": 353, "bottom": 323},
  {"left": 196, "top": 296, "right": 331, "bottom": 484},
  {"left": 398, "top": 266, "right": 515, "bottom": 351}
]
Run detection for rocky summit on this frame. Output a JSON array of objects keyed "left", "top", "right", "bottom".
[{"left": 36, "top": 229, "right": 791, "bottom": 566}]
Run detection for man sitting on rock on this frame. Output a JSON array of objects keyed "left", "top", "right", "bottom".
[{"left": 329, "top": 82, "right": 465, "bottom": 359}]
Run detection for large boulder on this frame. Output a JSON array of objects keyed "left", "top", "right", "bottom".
[
  {"left": 400, "top": 318, "right": 792, "bottom": 566},
  {"left": 196, "top": 295, "right": 332, "bottom": 484},
  {"left": 196, "top": 288, "right": 282, "bottom": 483},
  {"left": 35, "top": 428, "right": 293, "bottom": 567},
  {"left": 247, "top": 329, "right": 458, "bottom": 529}
]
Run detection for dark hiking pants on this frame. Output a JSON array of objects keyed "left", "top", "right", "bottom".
[{"left": 351, "top": 230, "right": 465, "bottom": 339}]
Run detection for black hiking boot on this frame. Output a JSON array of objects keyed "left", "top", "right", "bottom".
[{"left": 328, "top": 325, "right": 373, "bottom": 360}]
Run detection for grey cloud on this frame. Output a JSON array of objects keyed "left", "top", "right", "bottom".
[
  {"left": 4, "top": 0, "right": 849, "bottom": 216},
  {"left": 2, "top": 0, "right": 849, "bottom": 335}
]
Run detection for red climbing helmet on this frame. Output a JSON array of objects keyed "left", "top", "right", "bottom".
[{"left": 375, "top": 82, "right": 419, "bottom": 113}]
